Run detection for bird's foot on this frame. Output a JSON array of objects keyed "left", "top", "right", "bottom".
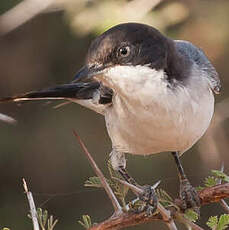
[
  {"left": 114, "top": 177, "right": 159, "bottom": 216},
  {"left": 179, "top": 179, "right": 200, "bottom": 213},
  {"left": 135, "top": 185, "right": 158, "bottom": 216}
]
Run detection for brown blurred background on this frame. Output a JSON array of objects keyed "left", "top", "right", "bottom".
[{"left": 0, "top": 0, "right": 229, "bottom": 229}]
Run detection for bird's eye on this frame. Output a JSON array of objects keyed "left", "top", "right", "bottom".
[{"left": 118, "top": 46, "right": 130, "bottom": 58}]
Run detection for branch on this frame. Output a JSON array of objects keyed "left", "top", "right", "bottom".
[
  {"left": 219, "top": 200, "right": 229, "bottom": 214},
  {"left": 175, "top": 213, "right": 204, "bottom": 230},
  {"left": 89, "top": 183, "right": 229, "bottom": 230},
  {"left": 158, "top": 203, "right": 177, "bottom": 230},
  {"left": 216, "top": 163, "right": 229, "bottom": 213},
  {"left": 23, "top": 178, "right": 40, "bottom": 230},
  {"left": 0, "top": 113, "right": 16, "bottom": 124},
  {"left": 0, "top": 0, "right": 57, "bottom": 35},
  {"left": 199, "top": 183, "right": 229, "bottom": 205},
  {"left": 73, "top": 130, "right": 122, "bottom": 214}
]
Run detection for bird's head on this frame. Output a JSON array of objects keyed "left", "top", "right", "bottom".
[{"left": 73, "top": 23, "right": 177, "bottom": 88}]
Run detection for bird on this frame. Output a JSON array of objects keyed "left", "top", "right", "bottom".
[{"left": 0, "top": 23, "right": 221, "bottom": 213}]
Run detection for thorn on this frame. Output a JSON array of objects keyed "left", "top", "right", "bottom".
[
  {"left": 112, "top": 177, "right": 143, "bottom": 195},
  {"left": 73, "top": 130, "right": 122, "bottom": 214},
  {"left": 218, "top": 162, "right": 229, "bottom": 213},
  {"left": 22, "top": 178, "right": 28, "bottom": 193},
  {"left": 217, "top": 163, "right": 225, "bottom": 185},
  {"left": 152, "top": 181, "right": 161, "bottom": 189}
]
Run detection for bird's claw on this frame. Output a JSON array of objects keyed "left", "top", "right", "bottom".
[
  {"left": 179, "top": 179, "right": 200, "bottom": 213},
  {"left": 115, "top": 178, "right": 159, "bottom": 215},
  {"left": 136, "top": 185, "right": 158, "bottom": 216}
]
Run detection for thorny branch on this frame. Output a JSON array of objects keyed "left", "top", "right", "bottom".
[
  {"left": 73, "top": 130, "right": 122, "bottom": 213},
  {"left": 217, "top": 164, "right": 229, "bottom": 214},
  {"left": 88, "top": 184, "right": 229, "bottom": 230},
  {"left": 74, "top": 131, "right": 229, "bottom": 230}
]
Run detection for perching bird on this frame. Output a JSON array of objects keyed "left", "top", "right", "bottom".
[{"left": 0, "top": 23, "right": 221, "bottom": 213}]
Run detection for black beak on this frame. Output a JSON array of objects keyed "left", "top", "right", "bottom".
[
  {"left": 0, "top": 84, "right": 89, "bottom": 103},
  {"left": 0, "top": 65, "right": 105, "bottom": 103},
  {"left": 72, "top": 65, "right": 105, "bottom": 83},
  {"left": 72, "top": 66, "right": 90, "bottom": 82}
]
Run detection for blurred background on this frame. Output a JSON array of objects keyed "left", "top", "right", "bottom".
[{"left": 0, "top": 0, "right": 229, "bottom": 229}]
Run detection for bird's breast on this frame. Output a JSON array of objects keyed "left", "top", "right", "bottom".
[{"left": 104, "top": 76, "right": 214, "bottom": 155}]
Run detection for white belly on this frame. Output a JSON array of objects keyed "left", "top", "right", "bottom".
[{"left": 104, "top": 78, "right": 214, "bottom": 155}]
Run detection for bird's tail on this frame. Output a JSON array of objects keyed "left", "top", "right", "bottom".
[{"left": 0, "top": 82, "right": 100, "bottom": 103}]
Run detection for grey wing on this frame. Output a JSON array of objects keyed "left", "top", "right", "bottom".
[{"left": 175, "top": 40, "right": 221, "bottom": 94}]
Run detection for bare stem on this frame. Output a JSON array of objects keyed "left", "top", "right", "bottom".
[
  {"left": 73, "top": 130, "right": 122, "bottom": 213},
  {"left": 216, "top": 163, "right": 229, "bottom": 213},
  {"left": 0, "top": 113, "right": 16, "bottom": 124},
  {"left": 158, "top": 203, "right": 177, "bottom": 230},
  {"left": 0, "top": 0, "right": 56, "bottom": 35},
  {"left": 175, "top": 213, "right": 204, "bottom": 230},
  {"left": 219, "top": 199, "right": 229, "bottom": 214},
  {"left": 23, "top": 178, "right": 40, "bottom": 230}
]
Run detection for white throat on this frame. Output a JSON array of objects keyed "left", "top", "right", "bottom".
[
  {"left": 101, "top": 64, "right": 214, "bottom": 155},
  {"left": 101, "top": 65, "right": 167, "bottom": 98}
]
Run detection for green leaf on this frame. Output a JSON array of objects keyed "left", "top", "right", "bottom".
[
  {"left": 211, "top": 170, "right": 229, "bottom": 183},
  {"left": 47, "top": 215, "right": 58, "bottom": 230},
  {"left": 207, "top": 216, "right": 218, "bottom": 229},
  {"left": 112, "top": 179, "right": 129, "bottom": 200},
  {"left": 196, "top": 186, "right": 204, "bottom": 191},
  {"left": 84, "top": 176, "right": 103, "bottom": 188},
  {"left": 217, "top": 214, "right": 229, "bottom": 230},
  {"left": 42, "top": 210, "right": 48, "bottom": 227},
  {"left": 37, "top": 208, "right": 45, "bottom": 230},
  {"left": 206, "top": 215, "right": 229, "bottom": 230},
  {"left": 84, "top": 161, "right": 130, "bottom": 208},
  {"left": 78, "top": 215, "right": 92, "bottom": 229},
  {"left": 32, "top": 208, "right": 58, "bottom": 230},
  {"left": 37, "top": 208, "right": 48, "bottom": 229},
  {"left": 128, "top": 199, "right": 144, "bottom": 212},
  {"left": 184, "top": 209, "right": 199, "bottom": 223},
  {"left": 156, "top": 189, "right": 177, "bottom": 209},
  {"left": 156, "top": 189, "right": 173, "bottom": 202},
  {"left": 204, "top": 176, "right": 218, "bottom": 187},
  {"left": 107, "top": 160, "right": 129, "bottom": 205}
]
